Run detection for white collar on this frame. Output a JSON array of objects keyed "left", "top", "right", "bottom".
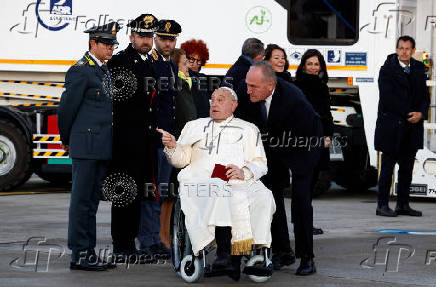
[
  {"left": 265, "top": 88, "right": 275, "bottom": 104},
  {"left": 139, "top": 53, "right": 148, "bottom": 61},
  {"left": 212, "top": 115, "right": 234, "bottom": 126},
  {"left": 88, "top": 52, "right": 104, "bottom": 67},
  {"left": 398, "top": 56, "right": 410, "bottom": 68}
]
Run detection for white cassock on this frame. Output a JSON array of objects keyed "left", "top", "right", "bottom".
[{"left": 164, "top": 115, "right": 276, "bottom": 256}]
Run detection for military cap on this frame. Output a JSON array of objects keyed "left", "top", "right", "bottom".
[
  {"left": 127, "top": 14, "right": 159, "bottom": 37},
  {"left": 155, "top": 19, "right": 181, "bottom": 39},
  {"left": 84, "top": 21, "right": 120, "bottom": 45}
]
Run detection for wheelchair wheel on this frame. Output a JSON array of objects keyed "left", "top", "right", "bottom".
[
  {"left": 180, "top": 255, "right": 204, "bottom": 283},
  {"left": 170, "top": 199, "right": 192, "bottom": 273},
  {"left": 245, "top": 255, "right": 272, "bottom": 283}
]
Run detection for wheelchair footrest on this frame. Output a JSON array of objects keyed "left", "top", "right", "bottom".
[{"left": 242, "top": 264, "right": 273, "bottom": 277}]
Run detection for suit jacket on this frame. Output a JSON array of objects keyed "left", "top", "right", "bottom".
[
  {"left": 189, "top": 69, "right": 211, "bottom": 118},
  {"left": 374, "top": 53, "right": 430, "bottom": 153},
  {"left": 58, "top": 52, "right": 112, "bottom": 160},
  {"left": 223, "top": 55, "right": 252, "bottom": 90},
  {"left": 236, "top": 78, "right": 323, "bottom": 180}
]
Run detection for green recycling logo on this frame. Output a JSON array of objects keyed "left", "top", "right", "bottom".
[{"left": 246, "top": 6, "right": 272, "bottom": 34}]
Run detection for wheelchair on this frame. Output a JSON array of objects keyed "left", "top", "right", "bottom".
[{"left": 170, "top": 198, "right": 273, "bottom": 283}]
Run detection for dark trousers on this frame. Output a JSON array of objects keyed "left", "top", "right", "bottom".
[
  {"left": 290, "top": 170, "right": 314, "bottom": 259},
  {"left": 215, "top": 226, "right": 232, "bottom": 257},
  {"left": 270, "top": 185, "right": 292, "bottom": 255},
  {"left": 68, "top": 159, "right": 109, "bottom": 262},
  {"left": 111, "top": 197, "right": 141, "bottom": 253},
  {"left": 377, "top": 150, "right": 417, "bottom": 207},
  {"left": 138, "top": 148, "right": 173, "bottom": 247}
]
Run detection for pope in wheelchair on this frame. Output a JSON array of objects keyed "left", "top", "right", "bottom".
[{"left": 157, "top": 87, "right": 276, "bottom": 282}]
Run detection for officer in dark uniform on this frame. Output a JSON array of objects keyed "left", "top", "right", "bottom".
[
  {"left": 137, "top": 19, "right": 181, "bottom": 256},
  {"left": 107, "top": 14, "right": 159, "bottom": 261},
  {"left": 58, "top": 22, "right": 120, "bottom": 271}
]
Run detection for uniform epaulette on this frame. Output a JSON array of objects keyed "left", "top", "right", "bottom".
[
  {"left": 152, "top": 49, "right": 159, "bottom": 61},
  {"left": 74, "top": 58, "right": 87, "bottom": 67}
]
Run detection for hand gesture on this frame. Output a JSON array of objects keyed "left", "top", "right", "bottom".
[{"left": 156, "top": 128, "right": 176, "bottom": 148}]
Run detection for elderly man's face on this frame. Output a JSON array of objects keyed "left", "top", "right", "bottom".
[
  {"left": 246, "top": 66, "right": 275, "bottom": 103},
  {"left": 210, "top": 89, "right": 238, "bottom": 122}
]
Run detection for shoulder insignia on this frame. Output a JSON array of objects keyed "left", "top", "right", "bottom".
[
  {"left": 84, "top": 55, "right": 95, "bottom": 66},
  {"left": 152, "top": 49, "right": 159, "bottom": 61},
  {"left": 74, "top": 59, "right": 86, "bottom": 66}
]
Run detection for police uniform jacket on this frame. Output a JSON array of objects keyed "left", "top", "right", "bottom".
[
  {"left": 107, "top": 44, "right": 157, "bottom": 188},
  {"left": 151, "top": 48, "right": 178, "bottom": 138}
]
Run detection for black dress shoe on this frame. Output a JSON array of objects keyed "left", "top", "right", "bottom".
[
  {"left": 312, "top": 227, "right": 324, "bottom": 235},
  {"left": 228, "top": 255, "right": 242, "bottom": 281},
  {"left": 296, "top": 257, "right": 316, "bottom": 276},
  {"left": 150, "top": 242, "right": 171, "bottom": 259},
  {"left": 87, "top": 251, "right": 116, "bottom": 269},
  {"left": 70, "top": 258, "right": 107, "bottom": 271},
  {"left": 395, "top": 204, "right": 422, "bottom": 217},
  {"left": 211, "top": 253, "right": 231, "bottom": 270},
  {"left": 376, "top": 205, "right": 397, "bottom": 217},
  {"left": 272, "top": 250, "right": 296, "bottom": 270}
]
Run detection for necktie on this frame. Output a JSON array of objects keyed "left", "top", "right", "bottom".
[
  {"left": 403, "top": 66, "right": 410, "bottom": 74},
  {"left": 101, "top": 64, "right": 113, "bottom": 95},
  {"left": 260, "top": 100, "right": 268, "bottom": 124},
  {"left": 101, "top": 64, "right": 110, "bottom": 76}
]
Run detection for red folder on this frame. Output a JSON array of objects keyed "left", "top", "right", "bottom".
[{"left": 211, "top": 164, "right": 229, "bottom": 182}]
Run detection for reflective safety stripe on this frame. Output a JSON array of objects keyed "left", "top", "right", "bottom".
[
  {"left": 0, "top": 80, "right": 64, "bottom": 88},
  {"left": 0, "top": 92, "right": 60, "bottom": 102}
]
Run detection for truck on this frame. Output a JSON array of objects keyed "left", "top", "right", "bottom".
[{"left": 0, "top": 0, "right": 435, "bottom": 197}]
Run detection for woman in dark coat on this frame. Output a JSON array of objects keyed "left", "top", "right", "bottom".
[
  {"left": 295, "top": 49, "right": 334, "bottom": 235},
  {"left": 264, "top": 44, "right": 293, "bottom": 82}
]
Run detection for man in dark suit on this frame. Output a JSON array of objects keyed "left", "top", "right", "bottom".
[
  {"left": 58, "top": 22, "right": 120, "bottom": 271},
  {"left": 136, "top": 19, "right": 181, "bottom": 257},
  {"left": 237, "top": 61, "right": 322, "bottom": 276},
  {"left": 375, "top": 36, "right": 430, "bottom": 217},
  {"left": 223, "top": 38, "right": 264, "bottom": 90},
  {"left": 107, "top": 14, "right": 159, "bottom": 262},
  {"left": 189, "top": 69, "right": 211, "bottom": 118}
]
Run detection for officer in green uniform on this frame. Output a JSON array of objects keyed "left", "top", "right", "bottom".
[{"left": 58, "top": 22, "right": 120, "bottom": 271}]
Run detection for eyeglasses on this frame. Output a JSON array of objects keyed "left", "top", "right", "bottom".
[{"left": 187, "top": 56, "right": 203, "bottom": 65}]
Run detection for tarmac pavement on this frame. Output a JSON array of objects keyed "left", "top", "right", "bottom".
[{"left": 1, "top": 177, "right": 436, "bottom": 286}]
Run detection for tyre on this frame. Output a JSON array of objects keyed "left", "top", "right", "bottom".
[
  {"left": 180, "top": 255, "right": 204, "bottom": 283},
  {"left": 0, "top": 119, "right": 32, "bottom": 191},
  {"left": 170, "top": 199, "right": 191, "bottom": 273},
  {"left": 332, "top": 145, "right": 377, "bottom": 192},
  {"left": 245, "top": 255, "right": 272, "bottom": 283}
]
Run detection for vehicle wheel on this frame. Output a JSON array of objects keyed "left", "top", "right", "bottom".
[
  {"left": 334, "top": 162, "right": 369, "bottom": 192},
  {"left": 245, "top": 255, "right": 272, "bottom": 283},
  {"left": 180, "top": 255, "right": 203, "bottom": 283},
  {"left": 170, "top": 199, "right": 191, "bottom": 273},
  {"left": 312, "top": 170, "right": 332, "bottom": 198},
  {"left": 0, "top": 119, "right": 32, "bottom": 191}
]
